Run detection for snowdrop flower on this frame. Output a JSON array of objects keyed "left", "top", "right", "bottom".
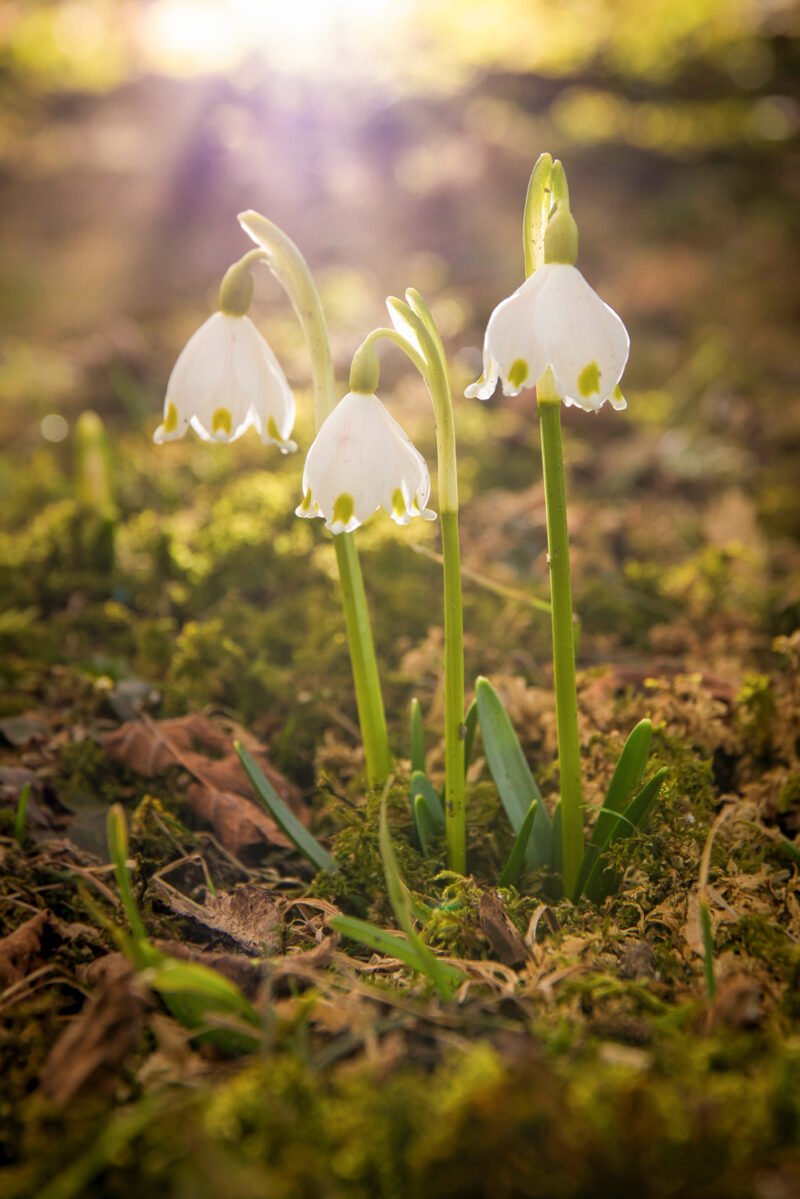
[
  {"left": 155, "top": 252, "right": 296, "bottom": 451},
  {"left": 467, "top": 260, "right": 629, "bottom": 413},
  {"left": 296, "top": 391, "right": 436, "bottom": 534}
]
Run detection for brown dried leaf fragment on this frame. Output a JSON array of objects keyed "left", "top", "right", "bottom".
[
  {"left": 40, "top": 961, "right": 150, "bottom": 1105},
  {"left": 149, "top": 880, "right": 284, "bottom": 955},
  {"left": 479, "top": 891, "right": 529, "bottom": 967},
  {"left": 103, "top": 714, "right": 303, "bottom": 859},
  {"left": 0, "top": 911, "right": 54, "bottom": 987}
]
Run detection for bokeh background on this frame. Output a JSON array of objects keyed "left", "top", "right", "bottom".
[{"left": 2, "top": 0, "right": 799, "bottom": 780}]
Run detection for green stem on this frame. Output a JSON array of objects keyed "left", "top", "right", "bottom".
[
  {"left": 333, "top": 535, "right": 392, "bottom": 783},
  {"left": 441, "top": 508, "right": 466, "bottom": 872},
  {"left": 355, "top": 298, "right": 466, "bottom": 870},
  {"left": 537, "top": 371, "right": 584, "bottom": 898},
  {"left": 238, "top": 210, "right": 390, "bottom": 784}
]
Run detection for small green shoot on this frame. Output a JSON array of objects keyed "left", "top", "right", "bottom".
[
  {"left": 579, "top": 768, "right": 668, "bottom": 903},
  {"left": 106, "top": 804, "right": 261, "bottom": 1052},
  {"left": 14, "top": 782, "right": 31, "bottom": 848},
  {"left": 475, "top": 677, "right": 552, "bottom": 870},
  {"left": 236, "top": 740, "right": 338, "bottom": 874},
  {"left": 409, "top": 697, "right": 425, "bottom": 774},
  {"left": 498, "top": 799, "right": 538, "bottom": 887},
  {"left": 332, "top": 782, "right": 464, "bottom": 998},
  {"left": 462, "top": 697, "right": 478, "bottom": 777},
  {"left": 575, "top": 719, "right": 654, "bottom": 896},
  {"left": 699, "top": 900, "right": 716, "bottom": 1000}
]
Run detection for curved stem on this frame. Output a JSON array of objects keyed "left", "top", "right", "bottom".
[
  {"left": 364, "top": 305, "right": 466, "bottom": 871},
  {"left": 238, "top": 210, "right": 390, "bottom": 784},
  {"left": 536, "top": 369, "right": 584, "bottom": 898},
  {"left": 333, "top": 536, "right": 392, "bottom": 782}
]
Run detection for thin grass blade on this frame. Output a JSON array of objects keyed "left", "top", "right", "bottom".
[{"left": 236, "top": 741, "right": 338, "bottom": 874}]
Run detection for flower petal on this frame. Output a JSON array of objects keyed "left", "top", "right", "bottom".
[
  {"left": 465, "top": 269, "right": 551, "bottom": 400},
  {"left": 155, "top": 312, "right": 297, "bottom": 448},
  {"left": 534, "top": 265, "right": 629, "bottom": 412},
  {"left": 298, "top": 392, "right": 435, "bottom": 533}
]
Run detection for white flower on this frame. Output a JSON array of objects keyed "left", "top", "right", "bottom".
[
  {"left": 154, "top": 312, "right": 297, "bottom": 451},
  {"left": 296, "top": 391, "right": 436, "bottom": 534},
  {"left": 466, "top": 263, "right": 629, "bottom": 413}
]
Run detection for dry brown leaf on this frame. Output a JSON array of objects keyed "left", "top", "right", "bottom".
[
  {"left": 39, "top": 961, "right": 150, "bottom": 1105},
  {"left": 479, "top": 891, "right": 529, "bottom": 967},
  {"left": 184, "top": 783, "right": 292, "bottom": 857},
  {"left": 0, "top": 911, "right": 54, "bottom": 987},
  {"left": 103, "top": 715, "right": 304, "bottom": 859},
  {"left": 149, "top": 880, "right": 284, "bottom": 955}
]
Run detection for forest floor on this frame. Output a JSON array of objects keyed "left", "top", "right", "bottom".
[{"left": 1, "top": 65, "right": 800, "bottom": 1199}]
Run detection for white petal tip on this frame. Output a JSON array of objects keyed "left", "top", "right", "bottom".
[{"left": 465, "top": 380, "right": 495, "bottom": 401}]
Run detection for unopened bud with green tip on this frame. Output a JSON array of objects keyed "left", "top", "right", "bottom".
[
  {"left": 217, "top": 249, "right": 264, "bottom": 316},
  {"left": 349, "top": 338, "right": 382, "bottom": 395},
  {"left": 543, "top": 202, "right": 579, "bottom": 266}
]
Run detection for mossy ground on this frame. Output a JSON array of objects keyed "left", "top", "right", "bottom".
[{"left": 2, "top": 26, "right": 800, "bottom": 1197}]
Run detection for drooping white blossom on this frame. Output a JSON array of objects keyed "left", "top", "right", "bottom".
[
  {"left": 154, "top": 312, "right": 296, "bottom": 450},
  {"left": 466, "top": 263, "right": 629, "bottom": 412},
  {"left": 296, "top": 391, "right": 436, "bottom": 534}
]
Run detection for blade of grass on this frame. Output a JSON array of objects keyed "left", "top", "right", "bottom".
[
  {"left": 498, "top": 800, "right": 538, "bottom": 887},
  {"left": 379, "top": 781, "right": 464, "bottom": 998},
  {"left": 581, "top": 767, "right": 668, "bottom": 903},
  {"left": 330, "top": 914, "right": 463, "bottom": 991},
  {"left": 576, "top": 719, "right": 653, "bottom": 896},
  {"left": 236, "top": 740, "right": 338, "bottom": 874},
  {"left": 475, "top": 677, "right": 551, "bottom": 869}
]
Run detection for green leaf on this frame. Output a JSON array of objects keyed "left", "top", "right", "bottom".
[
  {"left": 411, "top": 770, "right": 445, "bottom": 829},
  {"left": 699, "top": 899, "right": 716, "bottom": 999},
  {"left": 379, "top": 784, "right": 464, "bottom": 998},
  {"left": 409, "top": 697, "right": 425, "bottom": 774},
  {"left": 413, "top": 793, "right": 438, "bottom": 856},
  {"left": 576, "top": 719, "right": 654, "bottom": 896},
  {"left": 498, "top": 800, "right": 538, "bottom": 887},
  {"left": 475, "top": 677, "right": 552, "bottom": 870},
  {"left": 463, "top": 698, "right": 478, "bottom": 778},
  {"left": 106, "top": 804, "right": 151, "bottom": 953},
  {"left": 106, "top": 804, "right": 261, "bottom": 1054},
  {"left": 330, "top": 915, "right": 464, "bottom": 990},
  {"left": 582, "top": 767, "right": 668, "bottom": 903},
  {"left": 236, "top": 741, "right": 338, "bottom": 874}
]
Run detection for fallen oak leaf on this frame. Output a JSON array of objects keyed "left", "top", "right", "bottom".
[{"left": 103, "top": 714, "right": 305, "bottom": 860}]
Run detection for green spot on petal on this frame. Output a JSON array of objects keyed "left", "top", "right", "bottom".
[
  {"left": 267, "top": 416, "right": 282, "bottom": 442},
  {"left": 163, "top": 401, "right": 178, "bottom": 434},
  {"left": 299, "top": 489, "right": 313, "bottom": 513},
  {"left": 578, "top": 361, "right": 601, "bottom": 398},
  {"left": 332, "top": 493, "right": 355, "bottom": 527},
  {"left": 392, "top": 488, "right": 406, "bottom": 517},
  {"left": 508, "top": 358, "right": 529, "bottom": 389},
  {"left": 613, "top": 385, "right": 624, "bottom": 401},
  {"left": 212, "top": 407, "right": 232, "bottom": 436}
]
